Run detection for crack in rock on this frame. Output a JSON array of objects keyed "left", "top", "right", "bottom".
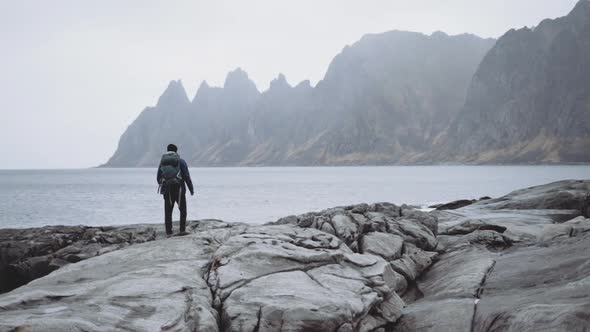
[{"left": 470, "top": 260, "right": 496, "bottom": 332}]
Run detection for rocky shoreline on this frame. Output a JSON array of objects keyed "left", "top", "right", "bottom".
[
  {"left": 0, "top": 180, "right": 589, "bottom": 331},
  {"left": 0, "top": 224, "right": 158, "bottom": 294}
]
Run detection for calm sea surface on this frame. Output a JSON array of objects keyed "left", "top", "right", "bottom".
[{"left": 1, "top": 166, "right": 589, "bottom": 228}]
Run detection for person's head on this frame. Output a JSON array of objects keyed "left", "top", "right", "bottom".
[{"left": 167, "top": 144, "right": 178, "bottom": 152}]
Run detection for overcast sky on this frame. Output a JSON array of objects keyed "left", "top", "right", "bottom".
[{"left": 0, "top": 0, "right": 579, "bottom": 169}]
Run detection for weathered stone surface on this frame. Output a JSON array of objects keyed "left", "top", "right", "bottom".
[
  {"left": 473, "top": 233, "right": 590, "bottom": 331},
  {"left": 418, "top": 247, "right": 495, "bottom": 300},
  {"left": 279, "top": 202, "right": 438, "bottom": 256},
  {"left": 0, "top": 224, "right": 157, "bottom": 293},
  {"left": 393, "top": 246, "right": 495, "bottom": 332},
  {"left": 538, "top": 223, "right": 573, "bottom": 242},
  {"left": 393, "top": 245, "right": 495, "bottom": 331},
  {"left": 403, "top": 244, "right": 437, "bottom": 276},
  {"left": 0, "top": 211, "right": 429, "bottom": 331},
  {"left": 475, "top": 180, "right": 590, "bottom": 211},
  {"left": 443, "top": 219, "right": 507, "bottom": 235},
  {"left": 331, "top": 213, "right": 360, "bottom": 247},
  {"left": 208, "top": 225, "right": 406, "bottom": 331},
  {"left": 433, "top": 199, "right": 476, "bottom": 210},
  {"left": 395, "top": 298, "right": 474, "bottom": 332},
  {"left": 208, "top": 226, "right": 347, "bottom": 299},
  {"left": 565, "top": 216, "right": 590, "bottom": 237},
  {"left": 390, "top": 255, "right": 419, "bottom": 282},
  {"left": 277, "top": 204, "right": 441, "bottom": 305},
  {"left": 398, "top": 180, "right": 590, "bottom": 331},
  {"left": 0, "top": 231, "right": 221, "bottom": 332},
  {"left": 439, "top": 209, "right": 564, "bottom": 241},
  {"left": 387, "top": 219, "right": 438, "bottom": 252},
  {"left": 441, "top": 230, "right": 513, "bottom": 252},
  {"left": 399, "top": 209, "right": 438, "bottom": 236},
  {"left": 359, "top": 232, "right": 404, "bottom": 260},
  {"left": 437, "top": 181, "right": 590, "bottom": 241}
]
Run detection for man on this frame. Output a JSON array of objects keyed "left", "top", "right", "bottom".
[{"left": 157, "top": 144, "right": 194, "bottom": 236}]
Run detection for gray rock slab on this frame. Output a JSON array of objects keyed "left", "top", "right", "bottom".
[
  {"left": 0, "top": 224, "right": 157, "bottom": 293},
  {"left": 395, "top": 298, "right": 475, "bottom": 332},
  {"left": 437, "top": 181, "right": 589, "bottom": 241},
  {"left": 0, "top": 234, "right": 222, "bottom": 332},
  {"left": 474, "top": 180, "right": 590, "bottom": 211},
  {"left": 391, "top": 244, "right": 494, "bottom": 331},
  {"left": 417, "top": 247, "right": 495, "bottom": 300},
  {"left": 443, "top": 219, "right": 507, "bottom": 235},
  {"left": 441, "top": 230, "right": 513, "bottom": 252},
  {"left": 438, "top": 209, "right": 573, "bottom": 241},
  {"left": 387, "top": 219, "right": 438, "bottom": 251},
  {"left": 564, "top": 216, "right": 590, "bottom": 237},
  {"left": 223, "top": 270, "right": 370, "bottom": 332},
  {"left": 280, "top": 204, "right": 438, "bottom": 257},
  {"left": 359, "top": 232, "right": 404, "bottom": 261},
  {"left": 473, "top": 233, "right": 590, "bottom": 331},
  {"left": 210, "top": 225, "right": 406, "bottom": 331}
]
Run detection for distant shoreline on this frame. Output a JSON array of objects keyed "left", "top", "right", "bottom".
[{"left": 3, "top": 163, "right": 590, "bottom": 171}]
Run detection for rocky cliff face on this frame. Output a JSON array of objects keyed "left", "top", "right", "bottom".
[
  {"left": 103, "top": 31, "right": 495, "bottom": 167},
  {"left": 106, "top": 80, "right": 193, "bottom": 166},
  {"left": 283, "top": 31, "right": 496, "bottom": 165},
  {"left": 434, "top": 0, "right": 590, "bottom": 163}
]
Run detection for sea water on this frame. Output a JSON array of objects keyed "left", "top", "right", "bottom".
[{"left": 1, "top": 166, "right": 589, "bottom": 228}]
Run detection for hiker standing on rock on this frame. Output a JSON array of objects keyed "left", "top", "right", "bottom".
[{"left": 157, "top": 144, "right": 194, "bottom": 236}]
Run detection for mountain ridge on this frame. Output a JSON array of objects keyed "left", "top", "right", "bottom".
[
  {"left": 104, "top": 30, "right": 496, "bottom": 167},
  {"left": 103, "top": 2, "right": 590, "bottom": 167}
]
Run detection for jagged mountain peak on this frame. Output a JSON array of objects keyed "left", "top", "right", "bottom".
[
  {"left": 532, "top": 0, "right": 589, "bottom": 35},
  {"left": 224, "top": 68, "right": 257, "bottom": 89},
  {"left": 431, "top": 30, "right": 449, "bottom": 38},
  {"left": 198, "top": 80, "right": 210, "bottom": 89},
  {"left": 268, "top": 73, "right": 291, "bottom": 91},
  {"left": 295, "top": 80, "right": 312, "bottom": 89},
  {"left": 571, "top": 0, "right": 590, "bottom": 14},
  {"left": 156, "top": 79, "right": 190, "bottom": 109},
  {"left": 219, "top": 68, "right": 260, "bottom": 104},
  {"left": 193, "top": 80, "right": 213, "bottom": 101},
  {"left": 567, "top": 0, "right": 590, "bottom": 26},
  {"left": 274, "top": 73, "right": 288, "bottom": 83}
]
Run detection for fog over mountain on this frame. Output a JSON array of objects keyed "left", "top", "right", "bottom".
[
  {"left": 105, "top": 0, "right": 590, "bottom": 167},
  {"left": 105, "top": 31, "right": 495, "bottom": 166}
]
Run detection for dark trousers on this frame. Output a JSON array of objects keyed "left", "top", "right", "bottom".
[{"left": 163, "top": 185, "right": 187, "bottom": 234}]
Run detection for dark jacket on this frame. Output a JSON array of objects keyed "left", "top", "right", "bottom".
[{"left": 157, "top": 156, "right": 194, "bottom": 195}]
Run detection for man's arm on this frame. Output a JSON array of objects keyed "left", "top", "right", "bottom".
[
  {"left": 180, "top": 159, "right": 194, "bottom": 195},
  {"left": 156, "top": 166, "right": 162, "bottom": 184}
]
